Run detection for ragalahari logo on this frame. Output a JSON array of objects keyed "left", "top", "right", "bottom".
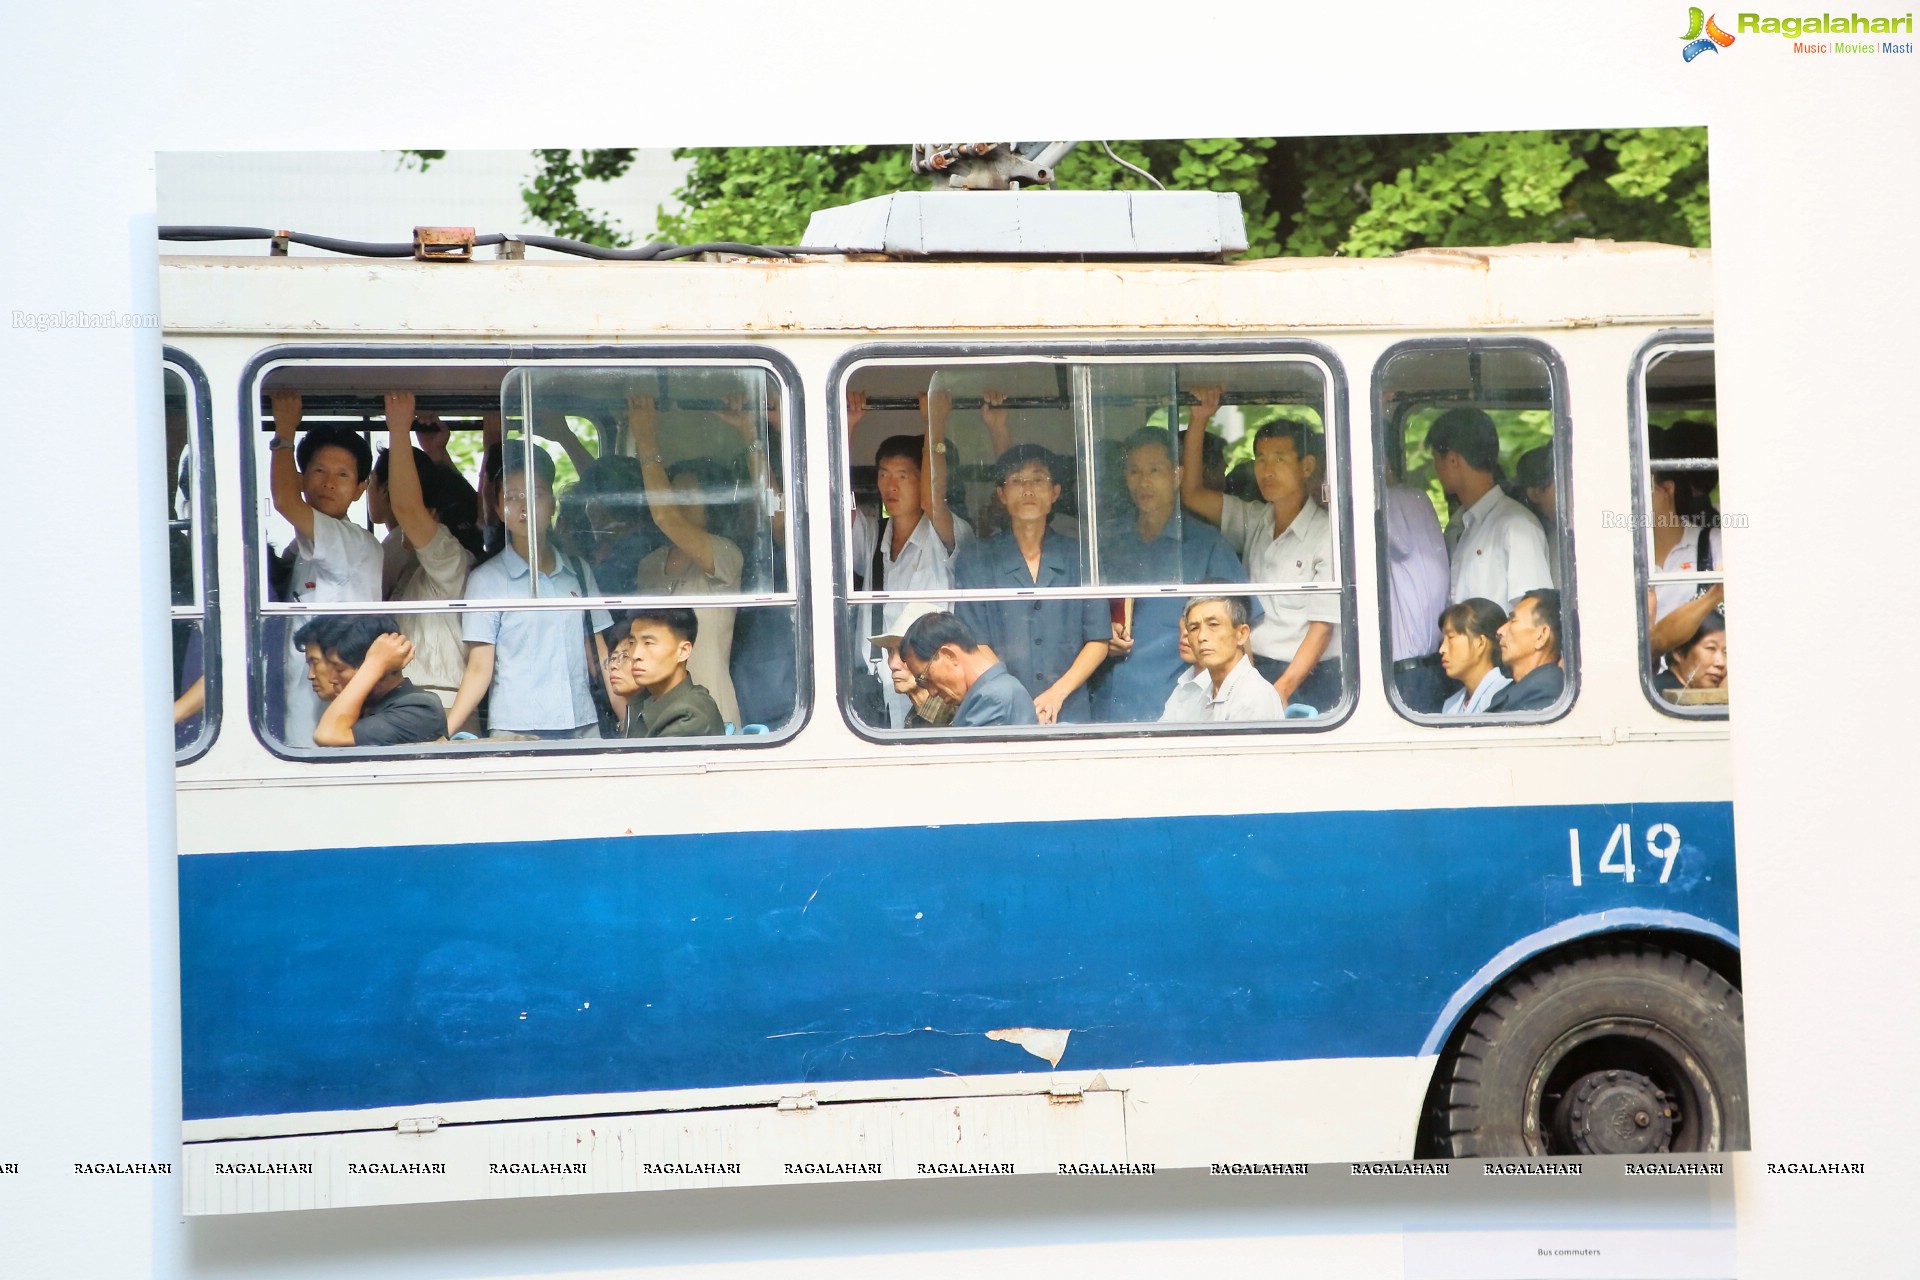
[{"left": 1682, "top": 8, "right": 1738, "bottom": 58}]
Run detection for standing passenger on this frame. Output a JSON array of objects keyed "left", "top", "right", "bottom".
[
  {"left": 849, "top": 389, "right": 972, "bottom": 727},
  {"left": 1180, "top": 387, "right": 1341, "bottom": 712},
  {"left": 629, "top": 392, "right": 744, "bottom": 729},
  {"left": 1383, "top": 453, "right": 1452, "bottom": 714},
  {"left": 1093, "top": 427, "right": 1249, "bottom": 722},
  {"left": 448, "top": 446, "right": 613, "bottom": 739},
  {"left": 1646, "top": 420, "right": 1724, "bottom": 660},
  {"left": 266, "top": 389, "right": 380, "bottom": 746},
  {"left": 1427, "top": 408, "right": 1553, "bottom": 608},
  {"left": 371, "top": 390, "right": 476, "bottom": 712},
  {"left": 951, "top": 444, "right": 1109, "bottom": 724},
  {"left": 948, "top": 443, "right": 1113, "bottom": 725}
]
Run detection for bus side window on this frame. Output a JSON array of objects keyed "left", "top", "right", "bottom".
[
  {"left": 249, "top": 358, "right": 802, "bottom": 756},
  {"left": 842, "top": 353, "right": 1347, "bottom": 735},
  {"left": 1637, "top": 343, "right": 1726, "bottom": 717},
  {"left": 1374, "top": 342, "right": 1573, "bottom": 721},
  {"left": 166, "top": 360, "right": 216, "bottom": 761}
]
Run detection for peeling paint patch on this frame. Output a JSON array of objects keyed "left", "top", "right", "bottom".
[{"left": 986, "top": 1027, "right": 1070, "bottom": 1067}]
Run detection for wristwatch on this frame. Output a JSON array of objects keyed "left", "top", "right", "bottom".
[{"left": 268, "top": 437, "right": 295, "bottom": 453}]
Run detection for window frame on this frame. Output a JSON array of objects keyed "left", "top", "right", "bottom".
[
  {"left": 166, "top": 347, "right": 221, "bottom": 764},
  {"left": 827, "top": 339, "right": 1356, "bottom": 745},
  {"left": 1630, "top": 329, "right": 1725, "bottom": 721},
  {"left": 1371, "top": 336, "right": 1578, "bottom": 727},
  {"left": 237, "top": 342, "right": 813, "bottom": 763}
]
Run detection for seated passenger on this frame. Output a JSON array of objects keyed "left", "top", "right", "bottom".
[
  {"left": 603, "top": 630, "right": 639, "bottom": 710},
  {"left": 450, "top": 446, "right": 614, "bottom": 740},
  {"left": 629, "top": 393, "right": 744, "bottom": 729},
  {"left": 1159, "top": 623, "right": 1211, "bottom": 724},
  {"left": 294, "top": 615, "right": 447, "bottom": 747},
  {"left": 869, "top": 603, "right": 954, "bottom": 729},
  {"left": 1092, "top": 427, "right": 1250, "bottom": 723},
  {"left": 1654, "top": 611, "right": 1727, "bottom": 697},
  {"left": 1436, "top": 597, "right": 1512, "bottom": 715},
  {"left": 899, "top": 611, "right": 1039, "bottom": 728},
  {"left": 1180, "top": 388, "right": 1340, "bottom": 712},
  {"left": 952, "top": 444, "right": 1109, "bottom": 724},
  {"left": 622, "top": 608, "right": 725, "bottom": 739},
  {"left": 267, "top": 389, "right": 381, "bottom": 746},
  {"left": 1161, "top": 596, "right": 1284, "bottom": 723},
  {"left": 1487, "top": 589, "right": 1565, "bottom": 713}
]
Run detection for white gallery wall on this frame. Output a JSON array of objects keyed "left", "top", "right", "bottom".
[{"left": 1, "top": 3, "right": 1915, "bottom": 1277}]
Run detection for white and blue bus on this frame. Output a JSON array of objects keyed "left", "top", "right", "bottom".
[{"left": 161, "top": 236, "right": 1740, "bottom": 1214}]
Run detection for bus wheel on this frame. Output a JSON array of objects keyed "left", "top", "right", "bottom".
[{"left": 1440, "top": 942, "right": 1747, "bottom": 1158}]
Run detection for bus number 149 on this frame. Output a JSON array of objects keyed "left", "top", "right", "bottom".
[{"left": 1568, "top": 823, "right": 1681, "bottom": 887}]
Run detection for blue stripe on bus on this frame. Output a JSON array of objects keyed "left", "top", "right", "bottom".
[{"left": 179, "top": 800, "right": 1736, "bottom": 1121}]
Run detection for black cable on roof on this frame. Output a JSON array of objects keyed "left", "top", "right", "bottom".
[{"left": 158, "top": 226, "right": 841, "bottom": 261}]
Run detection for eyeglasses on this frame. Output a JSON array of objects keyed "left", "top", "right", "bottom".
[
  {"left": 1000, "top": 474, "right": 1053, "bottom": 492},
  {"left": 603, "top": 648, "right": 634, "bottom": 669}
]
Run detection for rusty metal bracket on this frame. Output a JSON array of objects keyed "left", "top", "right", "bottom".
[{"left": 413, "top": 226, "right": 476, "bottom": 262}]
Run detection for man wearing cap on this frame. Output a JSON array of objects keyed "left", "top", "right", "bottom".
[
  {"left": 1427, "top": 407, "right": 1553, "bottom": 608},
  {"left": 849, "top": 388, "right": 973, "bottom": 728},
  {"left": 952, "top": 443, "right": 1109, "bottom": 724},
  {"left": 899, "top": 611, "right": 1038, "bottom": 728},
  {"left": 868, "top": 602, "right": 953, "bottom": 729}
]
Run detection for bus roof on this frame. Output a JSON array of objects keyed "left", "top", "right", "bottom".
[{"left": 158, "top": 239, "right": 1712, "bottom": 338}]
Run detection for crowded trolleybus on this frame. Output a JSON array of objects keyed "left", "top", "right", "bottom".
[{"left": 160, "top": 230, "right": 1742, "bottom": 1214}]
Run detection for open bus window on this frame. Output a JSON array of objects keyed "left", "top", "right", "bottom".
[
  {"left": 165, "top": 359, "right": 216, "bottom": 761},
  {"left": 1374, "top": 342, "right": 1573, "bottom": 722},
  {"left": 840, "top": 353, "right": 1346, "bottom": 734},
  {"left": 1637, "top": 342, "right": 1726, "bottom": 717},
  {"left": 249, "top": 358, "right": 801, "bottom": 756}
]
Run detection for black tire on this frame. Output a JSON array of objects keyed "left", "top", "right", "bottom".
[{"left": 1438, "top": 941, "right": 1748, "bottom": 1158}]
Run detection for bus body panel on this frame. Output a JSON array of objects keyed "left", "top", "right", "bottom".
[
  {"left": 160, "top": 245, "right": 1739, "bottom": 1212},
  {"left": 181, "top": 800, "right": 1734, "bottom": 1124}
]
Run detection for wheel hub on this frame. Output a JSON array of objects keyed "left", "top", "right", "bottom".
[{"left": 1552, "top": 1068, "right": 1677, "bottom": 1154}]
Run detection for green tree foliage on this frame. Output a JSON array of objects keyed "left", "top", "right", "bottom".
[
  {"left": 403, "top": 129, "right": 1709, "bottom": 257},
  {"left": 398, "top": 148, "right": 638, "bottom": 247},
  {"left": 652, "top": 145, "right": 918, "bottom": 246},
  {"left": 654, "top": 131, "right": 1708, "bottom": 257}
]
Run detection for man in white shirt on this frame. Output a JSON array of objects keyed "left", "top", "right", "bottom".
[
  {"left": 370, "top": 390, "right": 475, "bottom": 711},
  {"left": 1181, "top": 388, "right": 1341, "bottom": 713},
  {"left": 1161, "top": 596, "right": 1284, "bottom": 723},
  {"left": 1427, "top": 408, "right": 1554, "bottom": 608},
  {"left": 267, "top": 389, "right": 383, "bottom": 747},
  {"left": 848, "top": 389, "right": 972, "bottom": 728}
]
